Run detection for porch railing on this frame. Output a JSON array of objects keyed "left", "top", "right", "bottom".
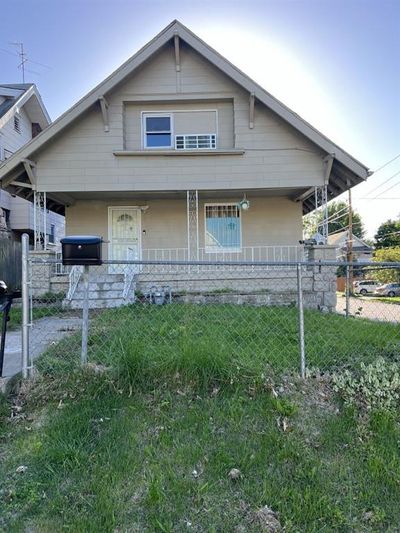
[
  {"left": 141, "top": 245, "right": 305, "bottom": 271},
  {"left": 142, "top": 245, "right": 304, "bottom": 262}
]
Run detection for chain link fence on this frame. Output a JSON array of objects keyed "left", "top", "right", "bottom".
[{"left": 3, "top": 249, "right": 399, "bottom": 382}]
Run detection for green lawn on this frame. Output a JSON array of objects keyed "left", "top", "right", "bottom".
[
  {"left": 38, "top": 303, "right": 400, "bottom": 378},
  {"left": 1, "top": 303, "right": 400, "bottom": 531}
]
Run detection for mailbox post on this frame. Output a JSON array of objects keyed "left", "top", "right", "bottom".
[{"left": 60, "top": 236, "right": 103, "bottom": 365}]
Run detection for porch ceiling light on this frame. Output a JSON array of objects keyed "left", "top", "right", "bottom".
[{"left": 238, "top": 195, "right": 250, "bottom": 210}]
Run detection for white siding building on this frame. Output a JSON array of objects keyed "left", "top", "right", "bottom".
[{"left": 0, "top": 84, "right": 65, "bottom": 244}]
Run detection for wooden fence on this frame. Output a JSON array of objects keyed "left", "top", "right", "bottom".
[{"left": 0, "top": 239, "right": 22, "bottom": 290}]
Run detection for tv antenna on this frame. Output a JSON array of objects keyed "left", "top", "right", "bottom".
[{"left": 10, "top": 42, "right": 28, "bottom": 82}]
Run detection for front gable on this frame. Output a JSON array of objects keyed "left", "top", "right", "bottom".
[{"left": 0, "top": 20, "right": 369, "bottom": 210}]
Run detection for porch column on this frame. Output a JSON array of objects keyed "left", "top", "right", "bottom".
[
  {"left": 33, "top": 190, "right": 47, "bottom": 250},
  {"left": 314, "top": 185, "right": 329, "bottom": 243},
  {"left": 186, "top": 190, "right": 199, "bottom": 261}
]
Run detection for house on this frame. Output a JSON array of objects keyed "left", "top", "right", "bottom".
[
  {"left": 0, "top": 83, "right": 64, "bottom": 245},
  {"left": 328, "top": 230, "right": 373, "bottom": 262},
  {"left": 0, "top": 21, "right": 370, "bottom": 307}
]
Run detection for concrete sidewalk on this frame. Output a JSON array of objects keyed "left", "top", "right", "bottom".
[{"left": 2, "top": 316, "right": 81, "bottom": 378}]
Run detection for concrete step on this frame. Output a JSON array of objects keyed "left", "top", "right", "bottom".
[
  {"left": 75, "top": 282, "right": 126, "bottom": 292},
  {"left": 68, "top": 297, "right": 136, "bottom": 309},
  {"left": 73, "top": 289, "right": 134, "bottom": 299},
  {"left": 85, "top": 274, "right": 125, "bottom": 283}
]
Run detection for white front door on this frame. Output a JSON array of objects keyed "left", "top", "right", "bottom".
[{"left": 108, "top": 207, "right": 141, "bottom": 273}]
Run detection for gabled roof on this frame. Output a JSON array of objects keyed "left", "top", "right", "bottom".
[
  {"left": 0, "top": 20, "right": 370, "bottom": 210},
  {"left": 0, "top": 83, "right": 51, "bottom": 129},
  {"left": 328, "top": 230, "right": 373, "bottom": 250}
]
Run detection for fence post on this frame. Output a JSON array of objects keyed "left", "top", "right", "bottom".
[
  {"left": 21, "top": 233, "right": 30, "bottom": 379},
  {"left": 81, "top": 265, "right": 89, "bottom": 365},
  {"left": 345, "top": 265, "right": 350, "bottom": 318},
  {"left": 296, "top": 263, "right": 306, "bottom": 378}
]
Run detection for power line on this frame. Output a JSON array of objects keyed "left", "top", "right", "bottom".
[
  {"left": 373, "top": 153, "right": 400, "bottom": 174},
  {"left": 373, "top": 179, "right": 400, "bottom": 199},
  {"left": 327, "top": 222, "right": 362, "bottom": 237},
  {"left": 362, "top": 170, "right": 400, "bottom": 198}
]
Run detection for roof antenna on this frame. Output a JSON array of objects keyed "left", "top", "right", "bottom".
[{"left": 10, "top": 42, "right": 27, "bottom": 83}]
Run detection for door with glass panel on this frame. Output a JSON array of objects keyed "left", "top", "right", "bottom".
[{"left": 108, "top": 208, "right": 141, "bottom": 274}]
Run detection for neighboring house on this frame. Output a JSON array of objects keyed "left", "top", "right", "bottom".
[
  {"left": 0, "top": 21, "right": 370, "bottom": 305},
  {"left": 0, "top": 83, "right": 64, "bottom": 245},
  {"left": 328, "top": 231, "right": 373, "bottom": 262}
]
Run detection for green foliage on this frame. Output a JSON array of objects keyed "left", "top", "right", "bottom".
[
  {"left": 303, "top": 200, "right": 365, "bottom": 238},
  {"left": 373, "top": 247, "right": 400, "bottom": 283},
  {"left": 333, "top": 357, "right": 400, "bottom": 411},
  {"left": 374, "top": 218, "right": 400, "bottom": 249}
]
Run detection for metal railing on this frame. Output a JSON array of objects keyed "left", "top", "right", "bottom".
[{"left": 141, "top": 245, "right": 304, "bottom": 265}]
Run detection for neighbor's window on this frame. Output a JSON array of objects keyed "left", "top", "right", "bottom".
[
  {"left": 48, "top": 224, "right": 55, "bottom": 244},
  {"left": 205, "top": 204, "right": 241, "bottom": 251},
  {"left": 14, "top": 114, "right": 21, "bottom": 134},
  {"left": 143, "top": 114, "right": 172, "bottom": 148}
]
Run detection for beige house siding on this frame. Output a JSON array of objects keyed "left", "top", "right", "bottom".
[
  {"left": 65, "top": 196, "right": 302, "bottom": 259},
  {"left": 35, "top": 44, "right": 325, "bottom": 194}
]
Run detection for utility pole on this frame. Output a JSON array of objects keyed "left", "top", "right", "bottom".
[{"left": 346, "top": 186, "right": 354, "bottom": 294}]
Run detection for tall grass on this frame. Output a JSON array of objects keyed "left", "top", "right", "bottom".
[{"left": 34, "top": 303, "right": 400, "bottom": 393}]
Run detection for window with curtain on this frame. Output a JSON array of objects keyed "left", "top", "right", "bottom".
[{"left": 205, "top": 204, "right": 241, "bottom": 251}]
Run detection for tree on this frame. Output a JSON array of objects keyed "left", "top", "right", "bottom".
[
  {"left": 303, "top": 200, "right": 365, "bottom": 239},
  {"left": 372, "top": 247, "right": 400, "bottom": 283},
  {"left": 374, "top": 218, "right": 400, "bottom": 249}
]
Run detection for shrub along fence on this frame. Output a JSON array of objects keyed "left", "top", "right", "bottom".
[{"left": 7, "top": 243, "right": 398, "bottom": 382}]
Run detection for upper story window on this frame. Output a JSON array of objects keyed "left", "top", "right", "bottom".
[
  {"left": 143, "top": 114, "right": 172, "bottom": 148},
  {"left": 139, "top": 109, "right": 219, "bottom": 151},
  {"left": 14, "top": 114, "right": 21, "bottom": 134}
]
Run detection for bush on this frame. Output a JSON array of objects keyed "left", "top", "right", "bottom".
[
  {"left": 332, "top": 357, "right": 400, "bottom": 411},
  {"left": 373, "top": 247, "right": 400, "bottom": 284}
]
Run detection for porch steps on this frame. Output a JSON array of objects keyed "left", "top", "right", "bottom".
[{"left": 64, "top": 274, "right": 137, "bottom": 309}]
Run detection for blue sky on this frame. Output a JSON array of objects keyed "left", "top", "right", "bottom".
[{"left": 1, "top": 0, "right": 399, "bottom": 238}]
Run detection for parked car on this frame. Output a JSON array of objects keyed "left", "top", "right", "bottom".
[
  {"left": 353, "top": 280, "right": 380, "bottom": 295},
  {"left": 374, "top": 283, "right": 400, "bottom": 297}
]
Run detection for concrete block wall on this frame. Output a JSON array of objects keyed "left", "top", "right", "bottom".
[{"left": 30, "top": 250, "right": 57, "bottom": 297}]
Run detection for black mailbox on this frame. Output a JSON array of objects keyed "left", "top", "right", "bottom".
[{"left": 60, "top": 235, "right": 103, "bottom": 266}]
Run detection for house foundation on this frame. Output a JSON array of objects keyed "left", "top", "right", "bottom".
[{"left": 29, "top": 245, "right": 338, "bottom": 312}]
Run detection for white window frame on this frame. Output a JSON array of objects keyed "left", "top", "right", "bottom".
[
  {"left": 204, "top": 202, "right": 242, "bottom": 253},
  {"left": 142, "top": 112, "right": 173, "bottom": 149}
]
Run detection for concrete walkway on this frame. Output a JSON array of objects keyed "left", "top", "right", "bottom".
[
  {"left": 2, "top": 316, "right": 81, "bottom": 378},
  {"left": 336, "top": 295, "right": 400, "bottom": 323}
]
